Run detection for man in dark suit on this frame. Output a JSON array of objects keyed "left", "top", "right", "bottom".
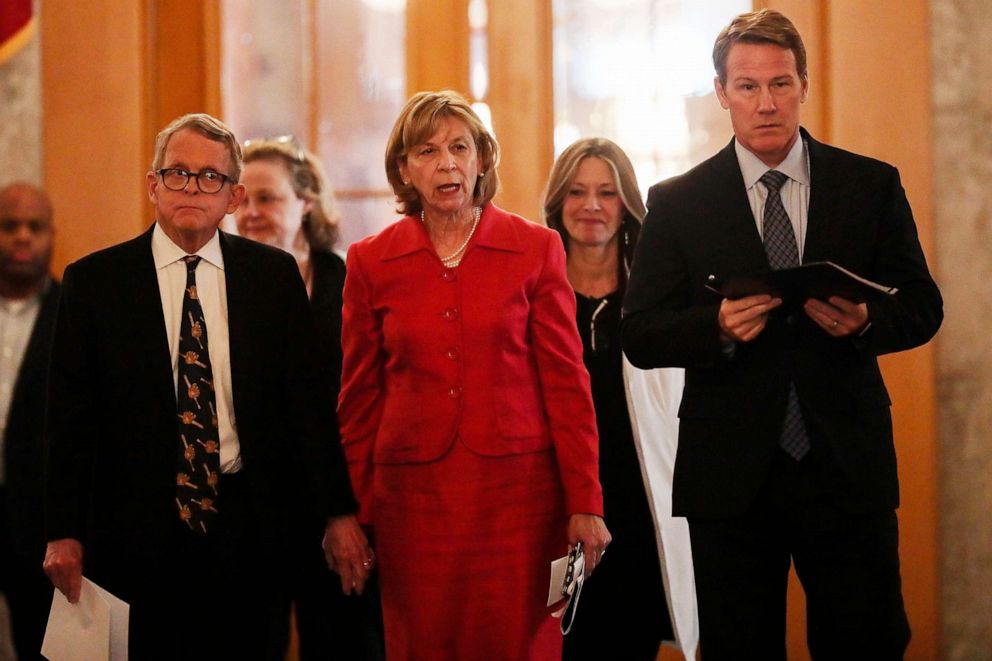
[
  {"left": 42, "top": 114, "right": 374, "bottom": 659},
  {"left": 621, "top": 10, "right": 942, "bottom": 659},
  {"left": 0, "top": 182, "right": 58, "bottom": 660}
]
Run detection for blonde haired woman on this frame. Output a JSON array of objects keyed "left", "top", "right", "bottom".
[{"left": 543, "top": 137, "right": 698, "bottom": 659}]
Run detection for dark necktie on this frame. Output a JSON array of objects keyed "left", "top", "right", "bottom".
[
  {"left": 760, "top": 170, "right": 811, "bottom": 461},
  {"left": 175, "top": 255, "right": 221, "bottom": 533}
]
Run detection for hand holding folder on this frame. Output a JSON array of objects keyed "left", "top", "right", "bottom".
[{"left": 706, "top": 261, "right": 897, "bottom": 305}]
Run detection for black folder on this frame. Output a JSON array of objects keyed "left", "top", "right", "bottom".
[{"left": 705, "top": 261, "right": 898, "bottom": 304}]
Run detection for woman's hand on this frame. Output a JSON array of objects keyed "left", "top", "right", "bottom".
[
  {"left": 567, "top": 514, "right": 611, "bottom": 576},
  {"left": 323, "top": 514, "right": 376, "bottom": 595}
]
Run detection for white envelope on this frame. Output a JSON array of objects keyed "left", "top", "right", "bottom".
[{"left": 42, "top": 578, "right": 129, "bottom": 661}]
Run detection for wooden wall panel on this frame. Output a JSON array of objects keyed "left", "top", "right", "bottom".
[
  {"left": 486, "top": 0, "right": 553, "bottom": 223},
  {"left": 827, "top": 3, "right": 939, "bottom": 659},
  {"left": 763, "top": 2, "right": 939, "bottom": 659},
  {"left": 41, "top": 0, "right": 150, "bottom": 274},
  {"left": 406, "top": 0, "right": 470, "bottom": 94}
]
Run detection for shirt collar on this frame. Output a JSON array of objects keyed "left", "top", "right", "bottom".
[
  {"left": 152, "top": 223, "right": 225, "bottom": 271},
  {"left": 735, "top": 132, "right": 809, "bottom": 191},
  {"left": 0, "top": 278, "right": 49, "bottom": 313}
]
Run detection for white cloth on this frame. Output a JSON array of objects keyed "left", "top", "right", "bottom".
[
  {"left": 151, "top": 224, "right": 241, "bottom": 473},
  {"left": 736, "top": 135, "right": 811, "bottom": 262},
  {"left": 0, "top": 290, "right": 43, "bottom": 483},
  {"left": 622, "top": 358, "right": 698, "bottom": 658}
]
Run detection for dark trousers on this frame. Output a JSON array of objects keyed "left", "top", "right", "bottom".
[
  {"left": 0, "top": 488, "right": 53, "bottom": 661},
  {"left": 688, "top": 449, "right": 910, "bottom": 660},
  {"left": 126, "top": 472, "right": 287, "bottom": 660}
]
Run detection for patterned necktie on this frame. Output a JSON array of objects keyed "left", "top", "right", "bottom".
[
  {"left": 175, "top": 256, "right": 220, "bottom": 533},
  {"left": 760, "top": 170, "right": 811, "bottom": 461}
]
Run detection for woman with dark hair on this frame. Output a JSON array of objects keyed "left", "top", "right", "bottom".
[
  {"left": 234, "top": 137, "right": 384, "bottom": 660},
  {"left": 543, "top": 137, "right": 698, "bottom": 660}
]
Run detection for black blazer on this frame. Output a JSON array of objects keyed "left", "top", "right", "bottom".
[
  {"left": 3, "top": 279, "right": 60, "bottom": 561},
  {"left": 310, "top": 249, "right": 347, "bottom": 401},
  {"left": 44, "top": 226, "right": 357, "bottom": 597},
  {"left": 621, "top": 130, "right": 942, "bottom": 518}
]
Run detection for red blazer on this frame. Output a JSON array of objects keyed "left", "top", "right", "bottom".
[{"left": 339, "top": 204, "right": 603, "bottom": 524}]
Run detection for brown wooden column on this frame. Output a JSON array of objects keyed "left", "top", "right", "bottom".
[
  {"left": 41, "top": 0, "right": 218, "bottom": 274},
  {"left": 486, "top": 0, "right": 554, "bottom": 223},
  {"left": 762, "top": 2, "right": 939, "bottom": 659}
]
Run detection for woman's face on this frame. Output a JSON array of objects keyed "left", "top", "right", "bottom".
[
  {"left": 561, "top": 157, "right": 623, "bottom": 250},
  {"left": 234, "top": 158, "right": 310, "bottom": 251},
  {"left": 399, "top": 116, "right": 481, "bottom": 218}
]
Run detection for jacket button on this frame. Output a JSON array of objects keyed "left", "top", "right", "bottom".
[
  {"left": 441, "top": 308, "right": 459, "bottom": 321},
  {"left": 447, "top": 386, "right": 462, "bottom": 398},
  {"left": 446, "top": 347, "right": 459, "bottom": 361},
  {"left": 441, "top": 268, "right": 457, "bottom": 282}
]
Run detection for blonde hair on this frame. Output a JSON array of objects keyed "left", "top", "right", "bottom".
[
  {"left": 151, "top": 113, "right": 243, "bottom": 182},
  {"left": 384, "top": 90, "right": 500, "bottom": 216},
  {"left": 242, "top": 138, "right": 341, "bottom": 251},
  {"left": 541, "top": 137, "right": 645, "bottom": 281},
  {"left": 713, "top": 9, "right": 807, "bottom": 87}
]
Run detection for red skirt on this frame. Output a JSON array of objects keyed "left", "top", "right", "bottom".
[{"left": 373, "top": 439, "right": 567, "bottom": 660}]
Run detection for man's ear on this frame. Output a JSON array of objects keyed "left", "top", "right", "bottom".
[{"left": 714, "top": 77, "right": 730, "bottom": 110}]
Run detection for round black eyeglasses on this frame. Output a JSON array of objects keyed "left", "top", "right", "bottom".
[{"left": 157, "top": 168, "right": 233, "bottom": 194}]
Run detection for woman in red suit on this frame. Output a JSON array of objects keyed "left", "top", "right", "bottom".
[{"left": 338, "top": 90, "right": 610, "bottom": 660}]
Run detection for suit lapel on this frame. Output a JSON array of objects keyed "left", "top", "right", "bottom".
[
  {"left": 800, "top": 129, "right": 835, "bottom": 263},
  {"left": 127, "top": 227, "right": 177, "bottom": 405},
  {"left": 711, "top": 139, "right": 771, "bottom": 272},
  {"left": 219, "top": 233, "right": 251, "bottom": 424}
]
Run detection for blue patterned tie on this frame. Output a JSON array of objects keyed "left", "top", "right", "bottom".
[
  {"left": 760, "top": 170, "right": 811, "bottom": 461},
  {"left": 175, "top": 256, "right": 221, "bottom": 533}
]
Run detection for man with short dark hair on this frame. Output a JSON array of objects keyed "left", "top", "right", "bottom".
[
  {"left": 622, "top": 9, "right": 942, "bottom": 659},
  {"left": 0, "top": 181, "right": 58, "bottom": 660},
  {"left": 43, "top": 113, "right": 372, "bottom": 658}
]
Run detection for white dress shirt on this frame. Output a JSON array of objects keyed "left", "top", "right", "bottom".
[
  {"left": 0, "top": 289, "right": 43, "bottom": 483},
  {"left": 151, "top": 224, "right": 241, "bottom": 473},
  {"left": 735, "top": 135, "right": 811, "bottom": 262}
]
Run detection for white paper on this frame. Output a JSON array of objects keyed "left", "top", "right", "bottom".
[
  {"left": 547, "top": 554, "right": 569, "bottom": 607},
  {"left": 42, "top": 578, "right": 129, "bottom": 661},
  {"left": 92, "top": 581, "right": 129, "bottom": 661}
]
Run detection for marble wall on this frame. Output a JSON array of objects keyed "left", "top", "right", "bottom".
[
  {"left": 932, "top": 0, "right": 992, "bottom": 658},
  {"left": 0, "top": 34, "right": 42, "bottom": 188}
]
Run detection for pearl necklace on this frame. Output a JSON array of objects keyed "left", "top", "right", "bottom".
[{"left": 422, "top": 206, "right": 482, "bottom": 268}]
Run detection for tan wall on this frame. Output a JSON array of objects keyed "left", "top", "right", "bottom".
[
  {"left": 41, "top": 1, "right": 150, "bottom": 275},
  {"left": 827, "top": 5, "right": 940, "bottom": 659},
  {"left": 932, "top": 0, "right": 992, "bottom": 657}
]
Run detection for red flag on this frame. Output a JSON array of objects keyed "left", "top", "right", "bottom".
[{"left": 0, "top": 0, "right": 35, "bottom": 64}]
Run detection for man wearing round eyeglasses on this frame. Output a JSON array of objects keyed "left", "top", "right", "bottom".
[{"left": 42, "top": 113, "right": 371, "bottom": 659}]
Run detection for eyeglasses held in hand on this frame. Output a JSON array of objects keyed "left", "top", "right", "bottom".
[{"left": 157, "top": 168, "right": 234, "bottom": 194}]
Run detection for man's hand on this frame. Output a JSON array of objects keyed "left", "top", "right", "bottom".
[
  {"left": 322, "top": 514, "right": 375, "bottom": 596},
  {"left": 718, "top": 294, "right": 782, "bottom": 343},
  {"left": 43, "top": 538, "right": 84, "bottom": 603},
  {"left": 804, "top": 296, "right": 869, "bottom": 337},
  {"left": 567, "top": 514, "right": 611, "bottom": 577}
]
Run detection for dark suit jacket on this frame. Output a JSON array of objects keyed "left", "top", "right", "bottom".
[
  {"left": 310, "top": 249, "right": 347, "bottom": 401},
  {"left": 44, "top": 226, "right": 357, "bottom": 599},
  {"left": 3, "top": 279, "right": 60, "bottom": 561},
  {"left": 621, "top": 130, "right": 942, "bottom": 518}
]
